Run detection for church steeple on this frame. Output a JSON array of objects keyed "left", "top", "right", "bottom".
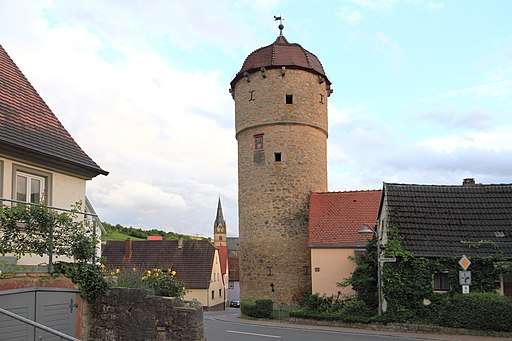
[{"left": 213, "top": 197, "right": 227, "bottom": 246}]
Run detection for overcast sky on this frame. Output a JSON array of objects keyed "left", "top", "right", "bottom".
[{"left": 1, "top": 0, "right": 511, "bottom": 238}]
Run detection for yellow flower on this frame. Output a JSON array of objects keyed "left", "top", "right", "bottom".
[
  {"left": 115, "top": 268, "right": 120, "bottom": 274},
  {"left": 146, "top": 270, "right": 151, "bottom": 276},
  {"left": 141, "top": 276, "right": 147, "bottom": 280},
  {"left": 154, "top": 272, "right": 159, "bottom": 277},
  {"left": 171, "top": 271, "right": 176, "bottom": 276}
]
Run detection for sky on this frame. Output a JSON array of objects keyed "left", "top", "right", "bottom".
[{"left": 1, "top": 0, "right": 511, "bottom": 238}]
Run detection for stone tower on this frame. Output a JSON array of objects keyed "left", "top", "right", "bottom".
[
  {"left": 230, "top": 23, "right": 332, "bottom": 303},
  {"left": 213, "top": 197, "right": 227, "bottom": 247}
]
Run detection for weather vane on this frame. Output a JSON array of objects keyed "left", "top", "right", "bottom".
[{"left": 274, "top": 15, "right": 284, "bottom": 35}]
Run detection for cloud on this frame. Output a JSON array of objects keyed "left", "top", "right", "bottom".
[
  {"left": 422, "top": 80, "right": 512, "bottom": 102},
  {"left": 375, "top": 32, "right": 402, "bottom": 67},
  {"left": 0, "top": 1, "right": 240, "bottom": 237},
  {"left": 418, "top": 125, "right": 512, "bottom": 153},
  {"left": 337, "top": 6, "right": 363, "bottom": 24},
  {"left": 413, "top": 107, "right": 496, "bottom": 131}
]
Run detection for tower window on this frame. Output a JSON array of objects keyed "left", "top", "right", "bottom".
[
  {"left": 274, "top": 152, "right": 282, "bottom": 162},
  {"left": 286, "top": 94, "right": 293, "bottom": 104},
  {"left": 254, "top": 134, "right": 264, "bottom": 150}
]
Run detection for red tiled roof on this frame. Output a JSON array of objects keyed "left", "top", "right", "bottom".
[
  {"left": 217, "top": 245, "right": 228, "bottom": 277},
  {"left": 102, "top": 240, "right": 216, "bottom": 289},
  {"left": 231, "top": 35, "right": 331, "bottom": 88},
  {"left": 147, "top": 236, "right": 163, "bottom": 240},
  {"left": 308, "top": 190, "right": 382, "bottom": 248},
  {"left": 0, "top": 44, "right": 107, "bottom": 179}
]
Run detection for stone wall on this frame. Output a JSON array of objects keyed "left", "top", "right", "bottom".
[
  {"left": 234, "top": 68, "right": 329, "bottom": 303},
  {"left": 83, "top": 288, "right": 205, "bottom": 341}
]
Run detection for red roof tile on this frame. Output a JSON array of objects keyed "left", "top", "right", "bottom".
[
  {"left": 217, "top": 245, "right": 228, "bottom": 278},
  {"left": 147, "top": 236, "right": 163, "bottom": 240},
  {"left": 0, "top": 44, "right": 107, "bottom": 178},
  {"left": 308, "top": 190, "right": 382, "bottom": 248},
  {"left": 231, "top": 35, "right": 331, "bottom": 88},
  {"left": 102, "top": 240, "right": 216, "bottom": 289}
]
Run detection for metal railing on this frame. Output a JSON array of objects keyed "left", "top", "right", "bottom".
[
  {"left": 0, "top": 197, "right": 100, "bottom": 272},
  {"left": 0, "top": 307, "right": 80, "bottom": 341}
]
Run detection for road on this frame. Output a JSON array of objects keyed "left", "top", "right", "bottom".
[{"left": 204, "top": 310, "right": 430, "bottom": 341}]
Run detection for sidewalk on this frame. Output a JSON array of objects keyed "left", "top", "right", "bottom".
[{"left": 210, "top": 311, "right": 512, "bottom": 341}]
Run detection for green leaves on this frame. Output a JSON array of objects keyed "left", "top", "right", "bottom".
[{"left": 0, "top": 202, "right": 97, "bottom": 263}]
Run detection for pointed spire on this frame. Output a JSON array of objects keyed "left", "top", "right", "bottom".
[{"left": 215, "top": 197, "right": 226, "bottom": 227}]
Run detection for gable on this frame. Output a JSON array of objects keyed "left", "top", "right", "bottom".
[
  {"left": 0, "top": 44, "right": 107, "bottom": 179},
  {"left": 309, "top": 190, "right": 382, "bottom": 248},
  {"left": 384, "top": 183, "right": 512, "bottom": 259}
]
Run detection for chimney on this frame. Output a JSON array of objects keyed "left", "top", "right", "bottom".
[
  {"left": 178, "top": 236, "right": 184, "bottom": 249},
  {"left": 124, "top": 239, "right": 132, "bottom": 259},
  {"left": 463, "top": 178, "right": 475, "bottom": 186}
]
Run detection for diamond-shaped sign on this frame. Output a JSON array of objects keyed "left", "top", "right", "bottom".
[{"left": 458, "top": 255, "right": 471, "bottom": 270}]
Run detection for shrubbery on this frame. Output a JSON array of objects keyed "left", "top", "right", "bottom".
[
  {"left": 441, "top": 293, "right": 512, "bottom": 332},
  {"left": 241, "top": 299, "right": 273, "bottom": 318},
  {"left": 105, "top": 267, "right": 187, "bottom": 298},
  {"left": 289, "top": 292, "right": 375, "bottom": 323}
]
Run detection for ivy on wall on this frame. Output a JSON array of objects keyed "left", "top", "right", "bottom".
[{"left": 381, "top": 227, "right": 510, "bottom": 322}]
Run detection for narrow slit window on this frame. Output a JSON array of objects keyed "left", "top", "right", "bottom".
[
  {"left": 274, "top": 152, "right": 282, "bottom": 162},
  {"left": 286, "top": 94, "right": 293, "bottom": 104}
]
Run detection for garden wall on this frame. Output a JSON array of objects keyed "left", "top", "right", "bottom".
[{"left": 83, "top": 288, "right": 205, "bottom": 341}]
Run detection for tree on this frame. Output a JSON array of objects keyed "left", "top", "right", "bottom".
[
  {"left": 0, "top": 202, "right": 97, "bottom": 272},
  {"left": 337, "top": 235, "right": 378, "bottom": 308}
]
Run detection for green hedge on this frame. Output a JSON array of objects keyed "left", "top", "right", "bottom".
[
  {"left": 241, "top": 299, "right": 273, "bottom": 318},
  {"left": 441, "top": 293, "right": 512, "bottom": 332}
]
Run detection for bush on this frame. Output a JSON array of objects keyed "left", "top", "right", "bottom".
[
  {"left": 441, "top": 293, "right": 512, "bottom": 332},
  {"left": 241, "top": 299, "right": 273, "bottom": 318},
  {"left": 55, "top": 262, "right": 111, "bottom": 302}
]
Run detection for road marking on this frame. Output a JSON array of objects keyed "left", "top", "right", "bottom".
[{"left": 226, "top": 330, "right": 281, "bottom": 338}]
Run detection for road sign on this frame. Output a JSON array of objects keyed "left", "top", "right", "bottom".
[
  {"left": 459, "top": 271, "right": 471, "bottom": 285},
  {"left": 379, "top": 257, "right": 396, "bottom": 263},
  {"left": 458, "top": 255, "right": 471, "bottom": 270},
  {"left": 462, "top": 285, "right": 470, "bottom": 294}
]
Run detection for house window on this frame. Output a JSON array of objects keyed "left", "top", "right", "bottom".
[
  {"left": 211, "top": 290, "right": 215, "bottom": 299},
  {"left": 433, "top": 272, "right": 450, "bottom": 291},
  {"left": 286, "top": 94, "right": 293, "bottom": 104},
  {"left": 16, "top": 171, "right": 45, "bottom": 204},
  {"left": 229, "top": 282, "right": 234, "bottom": 289},
  {"left": 254, "top": 134, "right": 264, "bottom": 150},
  {"left": 274, "top": 152, "right": 282, "bottom": 162},
  {"left": 219, "top": 289, "right": 222, "bottom": 297}
]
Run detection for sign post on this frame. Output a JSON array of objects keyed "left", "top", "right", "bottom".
[{"left": 458, "top": 255, "right": 471, "bottom": 294}]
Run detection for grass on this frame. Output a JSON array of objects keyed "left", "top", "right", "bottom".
[{"left": 101, "top": 231, "right": 144, "bottom": 240}]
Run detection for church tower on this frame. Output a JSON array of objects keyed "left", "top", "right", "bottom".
[
  {"left": 213, "top": 197, "right": 227, "bottom": 247},
  {"left": 230, "top": 21, "right": 332, "bottom": 303}
]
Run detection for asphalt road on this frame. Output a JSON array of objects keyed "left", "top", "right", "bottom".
[{"left": 204, "top": 310, "right": 431, "bottom": 341}]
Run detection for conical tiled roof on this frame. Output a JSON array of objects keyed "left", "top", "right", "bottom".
[
  {"left": 231, "top": 35, "right": 330, "bottom": 88},
  {"left": 0, "top": 44, "right": 108, "bottom": 178}
]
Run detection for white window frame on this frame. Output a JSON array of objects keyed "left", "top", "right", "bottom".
[{"left": 15, "top": 171, "right": 46, "bottom": 204}]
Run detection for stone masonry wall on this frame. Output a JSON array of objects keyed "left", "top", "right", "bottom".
[
  {"left": 83, "top": 288, "right": 205, "bottom": 341},
  {"left": 234, "top": 68, "right": 329, "bottom": 303}
]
